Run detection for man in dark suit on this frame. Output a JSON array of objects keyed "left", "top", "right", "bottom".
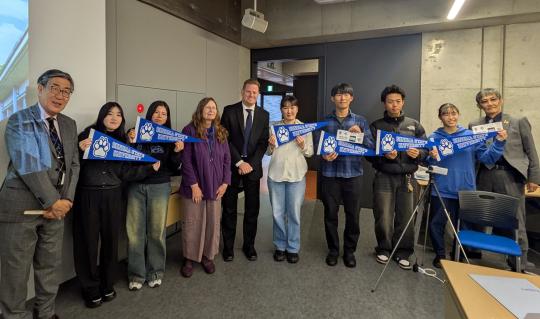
[
  {"left": 0, "top": 69, "right": 80, "bottom": 319},
  {"left": 469, "top": 88, "right": 540, "bottom": 272},
  {"left": 220, "top": 79, "right": 269, "bottom": 261}
]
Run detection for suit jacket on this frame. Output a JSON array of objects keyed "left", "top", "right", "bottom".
[
  {"left": 221, "top": 102, "right": 269, "bottom": 184},
  {"left": 0, "top": 104, "right": 80, "bottom": 222},
  {"left": 469, "top": 113, "right": 540, "bottom": 184}
]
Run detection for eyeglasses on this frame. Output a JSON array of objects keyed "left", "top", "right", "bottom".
[
  {"left": 48, "top": 85, "right": 72, "bottom": 99},
  {"left": 480, "top": 97, "right": 499, "bottom": 105}
]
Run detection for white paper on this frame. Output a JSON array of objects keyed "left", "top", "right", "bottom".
[
  {"left": 336, "top": 130, "right": 364, "bottom": 144},
  {"left": 24, "top": 210, "right": 45, "bottom": 215},
  {"left": 470, "top": 274, "right": 540, "bottom": 319},
  {"left": 472, "top": 122, "right": 503, "bottom": 134}
]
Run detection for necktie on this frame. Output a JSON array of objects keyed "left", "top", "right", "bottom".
[
  {"left": 47, "top": 117, "right": 65, "bottom": 167},
  {"left": 242, "top": 109, "right": 253, "bottom": 157},
  {"left": 484, "top": 118, "right": 495, "bottom": 169}
]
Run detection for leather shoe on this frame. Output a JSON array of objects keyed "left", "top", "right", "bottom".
[
  {"left": 343, "top": 253, "right": 356, "bottom": 268},
  {"left": 222, "top": 250, "right": 234, "bottom": 262},
  {"left": 201, "top": 257, "right": 216, "bottom": 274},
  {"left": 102, "top": 289, "right": 116, "bottom": 302},
  {"left": 181, "top": 259, "right": 194, "bottom": 278},
  {"left": 273, "top": 250, "right": 286, "bottom": 262},
  {"left": 325, "top": 254, "right": 338, "bottom": 266},
  {"left": 243, "top": 247, "right": 258, "bottom": 261},
  {"left": 286, "top": 252, "right": 299, "bottom": 264},
  {"left": 84, "top": 297, "right": 102, "bottom": 308}
]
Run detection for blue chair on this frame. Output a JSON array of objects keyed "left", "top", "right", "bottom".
[{"left": 455, "top": 191, "right": 522, "bottom": 272}]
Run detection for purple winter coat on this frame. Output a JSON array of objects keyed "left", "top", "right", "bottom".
[{"left": 180, "top": 123, "right": 231, "bottom": 200}]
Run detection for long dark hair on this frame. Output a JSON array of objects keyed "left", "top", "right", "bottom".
[
  {"left": 146, "top": 100, "right": 172, "bottom": 128},
  {"left": 192, "top": 97, "right": 228, "bottom": 143},
  {"left": 93, "top": 102, "right": 127, "bottom": 142}
]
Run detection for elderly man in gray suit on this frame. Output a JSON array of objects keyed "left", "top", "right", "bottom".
[
  {"left": 469, "top": 88, "right": 540, "bottom": 272},
  {"left": 0, "top": 69, "right": 80, "bottom": 319}
]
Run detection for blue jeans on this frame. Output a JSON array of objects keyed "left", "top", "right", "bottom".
[
  {"left": 429, "top": 196, "right": 459, "bottom": 257},
  {"left": 267, "top": 177, "right": 305, "bottom": 253},
  {"left": 126, "top": 182, "right": 171, "bottom": 283}
]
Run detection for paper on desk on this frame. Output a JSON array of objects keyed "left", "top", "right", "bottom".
[
  {"left": 470, "top": 274, "right": 540, "bottom": 319},
  {"left": 24, "top": 210, "right": 45, "bottom": 215}
]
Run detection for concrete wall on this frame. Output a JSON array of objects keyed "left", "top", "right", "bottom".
[
  {"left": 242, "top": 0, "right": 540, "bottom": 48},
  {"left": 420, "top": 22, "right": 540, "bottom": 143}
]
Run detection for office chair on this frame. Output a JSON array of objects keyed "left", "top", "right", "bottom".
[{"left": 455, "top": 190, "right": 522, "bottom": 273}]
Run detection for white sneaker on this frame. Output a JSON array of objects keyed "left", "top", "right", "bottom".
[
  {"left": 397, "top": 258, "right": 412, "bottom": 270},
  {"left": 376, "top": 254, "right": 389, "bottom": 264},
  {"left": 148, "top": 279, "right": 162, "bottom": 288},
  {"left": 128, "top": 281, "right": 143, "bottom": 291}
]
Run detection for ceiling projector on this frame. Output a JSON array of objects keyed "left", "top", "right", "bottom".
[{"left": 242, "top": 8, "right": 268, "bottom": 33}]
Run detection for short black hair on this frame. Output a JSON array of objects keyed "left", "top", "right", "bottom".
[
  {"left": 280, "top": 95, "right": 298, "bottom": 109},
  {"left": 331, "top": 83, "right": 354, "bottom": 97},
  {"left": 380, "top": 85, "right": 405, "bottom": 102},
  {"left": 37, "top": 69, "right": 74, "bottom": 92}
]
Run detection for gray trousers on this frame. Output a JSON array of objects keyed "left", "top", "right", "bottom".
[
  {"left": 0, "top": 218, "right": 64, "bottom": 319},
  {"left": 372, "top": 171, "right": 415, "bottom": 259},
  {"left": 476, "top": 166, "right": 529, "bottom": 268}
]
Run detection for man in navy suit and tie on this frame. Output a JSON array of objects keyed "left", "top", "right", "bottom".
[{"left": 220, "top": 79, "right": 269, "bottom": 261}]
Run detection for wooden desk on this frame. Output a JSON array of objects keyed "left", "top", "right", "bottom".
[{"left": 441, "top": 260, "right": 540, "bottom": 318}]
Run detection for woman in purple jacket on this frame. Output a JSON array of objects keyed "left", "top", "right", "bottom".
[{"left": 180, "top": 97, "right": 231, "bottom": 277}]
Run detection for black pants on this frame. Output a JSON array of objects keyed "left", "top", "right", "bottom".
[
  {"left": 372, "top": 172, "right": 414, "bottom": 259},
  {"left": 73, "top": 187, "right": 123, "bottom": 299},
  {"left": 221, "top": 177, "right": 261, "bottom": 253},
  {"left": 320, "top": 175, "right": 362, "bottom": 256}
]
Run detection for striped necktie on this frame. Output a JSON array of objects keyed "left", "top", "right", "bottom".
[{"left": 47, "top": 117, "right": 65, "bottom": 167}]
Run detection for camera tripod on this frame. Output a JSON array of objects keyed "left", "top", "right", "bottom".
[{"left": 371, "top": 171, "right": 470, "bottom": 292}]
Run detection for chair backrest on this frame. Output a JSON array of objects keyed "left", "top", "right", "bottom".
[{"left": 458, "top": 190, "right": 520, "bottom": 230}]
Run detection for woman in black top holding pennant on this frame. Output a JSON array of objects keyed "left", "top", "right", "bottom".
[{"left": 75, "top": 102, "right": 159, "bottom": 308}]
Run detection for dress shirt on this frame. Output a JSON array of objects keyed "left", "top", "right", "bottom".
[
  {"left": 242, "top": 103, "right": 256, "bottom": 126},
  {"left": 38, "top": 102, "right": 62, "bottom": 141}
]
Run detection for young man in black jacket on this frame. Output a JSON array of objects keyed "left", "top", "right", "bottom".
[{"left": 369, "top": 85, "right": 427, "bottom": 270}]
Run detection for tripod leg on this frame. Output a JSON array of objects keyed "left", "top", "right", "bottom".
[
  {"left": 431, "top": 183, "right": 470, "bottom": 264},
  {"left": 372, "top": 184, "right": 429, "bottom": 292},
  {"left": 421, "top": 194, "right": 432, "bottom": 267}
]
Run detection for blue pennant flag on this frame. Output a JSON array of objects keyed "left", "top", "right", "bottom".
[
  {"left": 375, "top": 129, "right": 430, "bottom": 155},
  {"left": 428, "top": 131, "right": 498, "bottom": 161},
  {"left": 134, "top": 117, "right": 202, "bottom": 143},
  {"left": 271, "top": 121, "right": 328, "bottom": 147},
  {"left": 83, "top": 129, "right": 158, "bottom": 163},
  {"left": 317, "top": 130, "right": 378, "bottom": 156}
]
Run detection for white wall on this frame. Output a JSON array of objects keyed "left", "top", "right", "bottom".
[
  {"left": 110, "top": 0, "right": 250, "bottom": 126},
  {"left": 29, "top": 0, "right": 107, "bottom": 131}
]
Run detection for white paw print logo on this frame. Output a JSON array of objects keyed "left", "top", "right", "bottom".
[
  {"left": 323, "top": 136, "right": 337, "bottom": 153},
  {"left": 381, "top": 134, "right": 395, "bottom": 152},
  {"left": 277, "top": 126, "right": 290, "bottom": 144},
  {"left": 92, "top": 136, "right": 110, "bottom": 158},
  {"left": 438, "top": 139, "right": 454, "bottom": 156},
  {"left": 140, "top": 123, "right": 155, "bottom": 141}
]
